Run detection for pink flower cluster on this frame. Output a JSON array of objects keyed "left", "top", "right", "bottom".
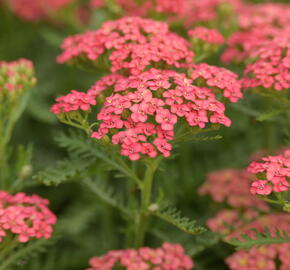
[
  {"left": 190, "top": 63, "right": 243, "bottom": 103},
  {"left": 208, "top": 210, "right": 290, "bottom": 270},
  {"left": 50, "top": 74, "right": 123, "bottom": 115},
  {"left": 242, "top": 33, "right": 290, "bottom": 91},
  {"left": 225, "top": 213, "right": 290, "bottom": 270},
  {"left": 198, "top": 169, "right": 269, "bottom": 210},
  {"left": 181, "top": 0, "right": 243, "bottom": 28},
  {"left": 87, "top": 242, "right": 194, "bottom": 270},
  {"left": 0, "top": 58, "right": 36, "bottom": 94},
  {"left": 226, "top": 243, "right": 290, "bottom": 270},
  {"left": 57, "top": 17, "right": 193, "bottom": 75},
  {"left": 222, "top": 3, "right": 290, "bottom": 91},
  {"left": 91, "top": 0, "right": 186, "bottom": 16},
  {"left": 247, "top": 149, "right": 290, "bottom": 196},
  {"left": 0, "top": 191, "right": 57, "bottom": 243},
  {"left": 51, "top": 90, "right": 97, "bottom": 115},
  {"left": 52, "top": 66, "right": 242, "bottom": 160},
  {"left": 188, "top": 27, "right": 224, "bottom": 45},
  {"left": 6, "top": 0, "right": 72, "bottom": 21},
  {"left": 92, "top": 68, "right": 237, "bottom": 160}
]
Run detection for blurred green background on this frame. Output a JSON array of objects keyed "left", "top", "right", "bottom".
[{"left": 0, "top": 0, "right": 289, "bottom": 269}]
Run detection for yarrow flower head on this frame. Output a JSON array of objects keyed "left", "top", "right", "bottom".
[
  {"left": 198, "top": 169, "right": 269, "bottom": 210},
  {"left": 57, "top": 17, "right": 194, "bottom": 75},
  {"left": 5, "top": 0, "right": 73, "bottom": 21},
  {"left": 188, "top": 27, "right": 224, "bottom": 45},
  {"left": 207, "top": 208, "right": 290, "bottom": 270},
  {"left": 52, "top": 67, "right": 242, "bottom": 161},
  {"left": 180, "top": 0, "right": 243, "bottom": 29},
  {"left": 0, "top": 58, "right": 36, "bottom": 97},
  {"left": 222, "top": 2, "right": 290, "bottom": 64},
  {"left": 0, "top": 191, "right": 57, "bottom": 243},
  {"left": 190, "top": 63, "right": 243, "bottom": 103},
  {"left": 242, "top": 34, "right": 290, "bottom": 91},
  {"left": 86, "top": 242, "right": 194, "bottom": 270},
  {"left": 247, "top": 149, "right": 290, "bottom": 196},
  {"left": 221, "top": 213, "right": 290, "bottom": 270},
  {"left": 90, "top": 0, "right": 186, "bottom": 16}
]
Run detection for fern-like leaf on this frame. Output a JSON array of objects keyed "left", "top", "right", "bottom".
[
  {"left": 153, "top": 205, "right": 207, "bottom": 235},
  {"left": 56, "top": 131, "right": 142, "bottom": 186},
  {"left": 84, "top": 178, "right": 131, "bottom": 218},
  {"left": 0, "top": 234, "right": 59, "bottom": 270},
  {"left": 33, "top": 157, "right": 94, "bottom": 186},
  {"left": 227, "top": 228, "right": 290, "bottom": 250}
]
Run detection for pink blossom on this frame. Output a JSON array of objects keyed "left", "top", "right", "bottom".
[
  {"left": 188, "top": 27, "right": 224, "bottom": 44},
  {"left": 54, "top": 68, "right": 236, "bottom": 161},
  {"left": 7, "top": 0, "right": 72, "bottom": 21},
  {"left": 250, "top": 180, "right": 272, "bottom": 195},
  {"left": 0, "top": 191, "right": 57, "bottom": 243},
  {"left": 247, "top": 149, "right": 290, "bottom": 196},
  {"left": 86, "top": 242, "right": 194, "bottom": 270},
  {"left": 57, "top": 17, "right": 193, "bottom": 75}
]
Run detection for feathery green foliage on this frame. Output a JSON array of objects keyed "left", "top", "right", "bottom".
[
  {"left": 227, "top": 228, "right": 290, "bottom": 250},
  {"left": 33, "top": 157, "right": 94, "bottom": 186},
  {"left": 153, "top": 205, "right": 207, "bottom": 235},
  {"left": 0, "top": 234, "right": 59, "bottom": 270},
  {"left": 83, "top": 178, "right": 131, "bottom": 218}
]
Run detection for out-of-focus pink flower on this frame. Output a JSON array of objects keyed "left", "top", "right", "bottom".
[
  {"left": 247, "top": 149, "right": 290, "bottom": 196},
  {"left": 188, "top": 27, "right": 224, "bottom": 45},
  {"left": 0, "top": 191, "right": 57, "bottom": 243},
  {"left": 199, "top": 169, "right": 269, "bottom": 210},
  {"left": 87, "top": 242, "right": 194, "bottom": 270},
  {"left": 57, "top": 17, "right": 194, "bottom": 75},
  {"left": 7, "top": 0, "right": 72, "bottom": 21}
]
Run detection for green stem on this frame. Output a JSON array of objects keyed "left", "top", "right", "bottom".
[
  {"left": 133, "top": 158, "right": 161, "bottom": 247},
  {"left": 0, "top": 139, "right": 9, "bottom": 190},
  {"left": 264, "top": 98, "right": 276, "bottom": 152}
]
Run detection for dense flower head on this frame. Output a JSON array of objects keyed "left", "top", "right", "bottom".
[
  {"left": 222, "top": 2, "right": 290, "bottom": 64},
  {"left": 247, "top": 149, "right": 290, "bottom": 196},
  {"left": 87, "top": 242, "right": 194, "bottom": 270},
  {"left": 198, "top": 169, "right": 269, "bottom": 210},
  {"left": 221, "top": 213, "right": 290, "bottom": 270},
  {"left": 222, "top": 2, "right": 290, "bottom": 93},
  {"left": 226, "top": 243, "right": 290, "bottom": 270},
  {"left": 0, "top": 58, "right": 36, "bottom": 94},
  {"left": 51, "top": 67, "right": 242, "bottom": 160},
  {"left": 0, "top": 191, "right": 57, "bottom": 243},
  {"left": 50, "top": 74, "right": 123, "bottom": 115},
  {"left": 57, "top": 17, "right": 194, "bottom": 75},
  {"left": 242, "top": 34, "right": 290, "bottom": 91},
  {"left": 180, "top": 0, "right": 243, "bottom": 28},
  {"left": 188, "top": 27, "right": 224, "bottom": 45},
  {"left": 238, "top": 3, "right": 290, "bottom": 30},
  {"left": 6, "top": 0, "right": 72, "bottom": 21},
  {"left": 208, "top": 210, "right": 290, "bottom": 270},
  {"left": 189, "top": 63, "right": 243, "bottom": 103},
  {"left": 90, "top": 68, "right": 235, "bottom": 160},
  {"left": 117, "top": 0, "right": 186, "bottom": 16},
  {"left": 50, "top": 90, "right": 97, "bottom": 115}
]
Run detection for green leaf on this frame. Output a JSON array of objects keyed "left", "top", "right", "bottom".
[
  {"left": 33, "top": 157, "right": 94, "bottom": 186},
  {"left": 83, "top": 178, "right": 131, "bottom": 218},
  {"left": 227, "top": 228, "right": 290, "bottom": 250},
  {"left": 153, "top": 205, "right": 207, "bottom": 235},
  {"left": 56, "top": 131, "right": 142, "bottom": 186},
  {"left": 256, "top": 109, "right": 284, "bottom": 122},
  {"left": 0, "top": 234, "right": 59, "bottom": 270}
]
